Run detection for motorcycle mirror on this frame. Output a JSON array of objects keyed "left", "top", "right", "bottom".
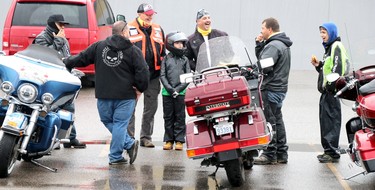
[
  {"left": 259, "top": 57, "right": 274, "bottom": 69},
  {"left": 180, "top": 73, "right": 194, "bottom": 84},
  {"left": 326, "top": 73, "right": 340, "bottom": 82}
]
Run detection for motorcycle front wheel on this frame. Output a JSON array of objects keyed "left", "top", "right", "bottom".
[
  {"left": 0, "top": 132, "right": 21, "bottom": 178},
  {"left": 224, "top": 158, "right": 245, "bottom": 187}
]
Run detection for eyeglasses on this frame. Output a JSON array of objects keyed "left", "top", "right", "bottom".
[{"left": 121, "top": 23, "right": 128, "bottom": 32}]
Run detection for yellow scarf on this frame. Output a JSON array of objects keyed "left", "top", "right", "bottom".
[
  {"left": 137, "top": 17, "right": 151, "bottom": 28},
  {"left": 197, "top": 27, "right": 211, "bottom": 36}
]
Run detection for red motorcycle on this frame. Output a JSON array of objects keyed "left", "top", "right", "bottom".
[
  {"left": 181, "top": 36, "right": 272, "bottom": 187},
  {"left": 332, "top": 65, "right": 375, "bottom": 179}
]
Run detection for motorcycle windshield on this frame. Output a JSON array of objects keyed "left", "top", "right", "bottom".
[
  {"left": 15, "top": 44, "right": 66, "bottom": 69},
  {"left": 195, "top": 36, "right": 253, "bottom": 73}
]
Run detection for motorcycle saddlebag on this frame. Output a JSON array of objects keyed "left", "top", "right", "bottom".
[
  {"left": 355, "top": 129, "right": 375, "bottom": 172},
  {"left": 185, "top": 76, "right": 250, "bottom": 116},
  {"left": 56, "top": 109, "right": 73, "bottom": 140},
  {"left": 27, "top": 113, "right": 61, "bottom": 152}
]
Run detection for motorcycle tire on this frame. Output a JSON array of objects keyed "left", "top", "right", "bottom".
[
  {"left": 0, "top": 132, "right": 20, "bottom": 178},
  {"left": 223, "top": 158, "right": 245, "bottom": 187}
]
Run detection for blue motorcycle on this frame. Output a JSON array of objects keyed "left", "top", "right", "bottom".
[{"left": 0, "top": 45, "right": 83, "bottom": 178}]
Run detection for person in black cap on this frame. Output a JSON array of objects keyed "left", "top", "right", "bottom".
[
  {"left": 127, "top": 3, "right": 166, "bottom": 148},
  {"left": 34, "top": 14, "right": 71, "bottom": 57},
  {"left": 33, "top": 14, "right": 86, "bottom": 149},
  {"left": 186, "top": 9, "right": 228, "bottom": 71}
]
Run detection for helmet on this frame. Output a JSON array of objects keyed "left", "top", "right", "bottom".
[{"left": 166, "top": 31, "right": 188, "bottom": 57}]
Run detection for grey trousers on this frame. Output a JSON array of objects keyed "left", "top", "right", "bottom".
[{"left": 128, "top": 78, "right": 161, "bottom": 142}]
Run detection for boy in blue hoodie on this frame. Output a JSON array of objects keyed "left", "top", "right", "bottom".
[{"left": 311, "top": 22, "right": 350, "bottom": 163}]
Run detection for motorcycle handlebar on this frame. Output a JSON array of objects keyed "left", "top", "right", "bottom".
[
  {"left": 240, "top": 66, "right": 259, "bottom": 79},
  {"left": 334, "top": 78, "right": 358, "bottom": 98}
]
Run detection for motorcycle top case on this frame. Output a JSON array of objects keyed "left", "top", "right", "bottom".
[{"left": 185, "top": 75, "right": 250, "bottom": 116}]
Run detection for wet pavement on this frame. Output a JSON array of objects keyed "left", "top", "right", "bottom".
[
  {"left": 1, "top": 143, "right": 374, "bottom": 189},
  {"left": 1, "top": 71, "right": 375, "bottom": 189}
]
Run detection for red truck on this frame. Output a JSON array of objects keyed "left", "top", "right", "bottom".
[{"left": 2, "top": 0, "right": 123, "bottom": 83}]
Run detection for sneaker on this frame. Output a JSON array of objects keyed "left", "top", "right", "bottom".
[
  {"left": 163, "top": 142, "right": 173, "bottom": 150},
  {"left": 109, "top": 158, "right": 128, "bottom": 165},
  {"left": 317, "top": 154, "right": 324, "bottom": 159},
  {"left": 253, "top": 155, "right": 277, "bottom": 165},
  {"left": 175, "top": 142, "right": 183, "bottom": 151},
  {"left": 277, "top": 158, "right": 288, "bottom": 164},
  {"left": 318, "top": 154, "right": 340, "bottom": 163},
  {"left": 277, "top": 154, "right": 288, "bottom": 164},
  {"left": 128, "top": 140, "right": 139, "bottom": 164},
  {"left": 63, "top": 139, "right": 86, "bottom": 149},
  {"left": 140, "top": 140, "right": 155, "bottom": 148}
]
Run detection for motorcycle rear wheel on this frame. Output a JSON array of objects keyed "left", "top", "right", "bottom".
[
  {"left": 0, "top": 132, "right": 20, "bottom": 178},
  {"left": 224, "top": 158, "right": 245, "bottom": 187}
]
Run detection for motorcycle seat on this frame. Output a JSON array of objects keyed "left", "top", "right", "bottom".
[{"left": 359, "top": 79, "right": 375, "bottom": 96}]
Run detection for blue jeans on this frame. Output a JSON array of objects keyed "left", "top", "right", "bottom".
[{"left": 97, "top": 99, "right": 136, "bottom": 162}]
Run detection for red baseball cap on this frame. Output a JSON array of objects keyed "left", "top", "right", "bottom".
[{"left": 137, "top": 3, "right": 157, "bottom": 15}]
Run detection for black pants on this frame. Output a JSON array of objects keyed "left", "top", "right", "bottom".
[
  {"left": 162, "top": 95, "right": 186, "bottom": 143},
  {"left": 261, "top": 91, "right": 288, "bottom": 160},
  {"left": 319, "top": 92, "right": 341, "bottom": 156}
]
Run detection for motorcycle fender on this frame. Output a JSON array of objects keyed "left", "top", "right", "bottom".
[
  {"left": 216, "top": 149, "right": 241, "bottom": 162},
  {"left": 1, "top": 113, "right": 28, "bottom": 136}
]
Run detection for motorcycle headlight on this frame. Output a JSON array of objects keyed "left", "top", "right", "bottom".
[
  {"left": 17, "top": 83, "right": 38, "bottom": 103},
  {"left": 1, "top": 81, "right": 14, "bottom": 94},
  {"left": 41, "top": 93, "right": 54, "bottom": 105}
]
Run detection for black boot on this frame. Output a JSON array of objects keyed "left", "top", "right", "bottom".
[{"left": 64, "top": 139, "right": 86, "bottom": 148}]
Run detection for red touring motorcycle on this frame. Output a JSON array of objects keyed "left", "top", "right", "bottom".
[
  {"left": 332, "top": 64, "right": 375, "bottom": 179},
  {"left": 180, "top": 36, "right": 272, "bottom": 187}
]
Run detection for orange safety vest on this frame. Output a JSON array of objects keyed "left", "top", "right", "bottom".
[{"left": 128, "top": 20, "right": 164, "bottom": 70}]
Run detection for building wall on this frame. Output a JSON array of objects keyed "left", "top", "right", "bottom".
[{"left": 1, "top": 0, "right": 374, "bottom": 70}]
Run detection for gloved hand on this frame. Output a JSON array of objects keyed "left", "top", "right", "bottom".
[{"left": 172, "top": 91, "right": 179, "bottom": 98}]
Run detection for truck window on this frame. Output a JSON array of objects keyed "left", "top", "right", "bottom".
[
  {"left": 12, "top": 3, "right": 88, "bottom": 28},
  {"left": 95, "top": 0, "right": 114, "bottom": 26}
]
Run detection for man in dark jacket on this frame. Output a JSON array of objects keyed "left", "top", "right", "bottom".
[
  {"left": 186, "top": 9, "right": 228, "bottom": 71},
  {"left": 253, "top": 17, "right": 293, "bottom": 165},
  {"left": 63, "top": 21, "right": 150, "bottom": 165},
  {"left": 33, "top": 14, "right": 85, "bottom": 149}
]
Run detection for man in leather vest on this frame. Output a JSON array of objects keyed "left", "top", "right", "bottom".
[{"left": 127, "top": 3, "right": 166, "bottom": 148}]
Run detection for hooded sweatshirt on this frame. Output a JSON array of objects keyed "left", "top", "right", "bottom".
[
  {"left": 315, "top": 22, "right": 350, "bottom": 93},
  {"left": 256, "top": 32, "right": 293, "bottom": 92},
  {"left": 64, "top": 34, "right": 150, "bottom": 99}
]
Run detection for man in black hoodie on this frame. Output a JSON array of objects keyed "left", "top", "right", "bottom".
[
  {"left": 253, "top": 17, "right": 293, "bottom": 165},
  {"left": 63, "top": 21, "right": 150, "bottom": 165}
]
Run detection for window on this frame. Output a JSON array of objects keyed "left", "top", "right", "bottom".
[
  {"left": 94, "top": 0, "right": 114, "bottom": 26},
  {"left": 12, "top": 3, "right": 88, "bottom": 28}
]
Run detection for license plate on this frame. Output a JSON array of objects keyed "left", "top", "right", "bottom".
[
  {"left": 214, "top": 122, "right": 234, "bottom": 136},
  {"left": 3, "top": 113, "right": 27, "bottom": 129}
]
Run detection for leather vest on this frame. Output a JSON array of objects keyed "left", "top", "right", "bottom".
[{"left": 128, "top": 20, "right": 164, "bottom": 70}]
